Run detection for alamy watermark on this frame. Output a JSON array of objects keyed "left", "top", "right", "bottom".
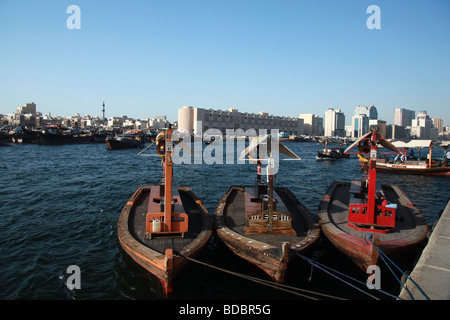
[
  {"left": 66, "top": 265, "right": 81, "bottom": 290},
  {"left": 366, "top": 265, "right": 381, "bottom": 290},
  {"left": 66, "top": 5, "right": 381, "bottom": 31},
  {"left": 163, "top": 124, "right": 283, "bottom": 175},
  {"left": 367, "top": 5, "right": 381, "bottom": 30},
  {"left": 66, "top": 5, "right": 81, "bottom": 30}
]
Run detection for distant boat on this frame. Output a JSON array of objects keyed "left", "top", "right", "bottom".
[
  {"left": 117, "top": 126, "right": 212, "bottom": 296},
  {"left": 213, "top": 135, "right": 320, "bottom": 283},
  {"left": 38, "top": 125, "right": 92, "bottom": 145},
  {"left": 105, "top": 130, "right": 145, "bottom": 150},
  {"left": 318, "top": 128, "right": 428, "bottom": 271},
  {"left": 0, "top": 132, "right": 11, "bottom": 145},
  {"left": 10, "top": 126, "right": 39, "bottom": 143},
  {"left": 316, "top": 137, "right": 349, "bottom": 160},
  {"left": 92, "top": 128, "right": 108, "bottom": 143}
]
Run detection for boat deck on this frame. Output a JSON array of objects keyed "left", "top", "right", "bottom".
[
  {"left": 128, "top": 187, "right": 206, "bottom": 255},
  {"left": 223, "top": 186, "right": 317, "bottom": 248},
  {"left": 322, "top": 182, "right": 427, "bottom": 242}
]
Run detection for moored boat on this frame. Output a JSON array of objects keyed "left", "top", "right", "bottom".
[
  {"left": 0, "top": 132, "right": 11, "bottom": 145},
  {"left": 92, "top": 128, "right": 108, "bottom": 143},
  {"left": 10, "top": 126, "right": 39, "bottom": 143},
  {"left": 38, "top": 125, "right": 92, "bottom": 145},
  {"left": 105, "top": 135, "right": 144, "bottom": 150},
  {"left": 117, "top": 126, "right": 212, "bottom": 296},
  {"left": 213, "top": 135, "right": 320, "bottom": 283},
  {"left": 318, "top": 128, "right": 428, "bottom": 271},
  {"left": 372, "top": 140, "right": 450, "bottom": 177}
]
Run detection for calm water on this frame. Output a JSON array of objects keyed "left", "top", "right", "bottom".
[{"left": 0, "top": 141, "right": 448, "bottom": 300}]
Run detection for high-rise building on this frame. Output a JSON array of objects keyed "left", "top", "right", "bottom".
[
  {"left": 411, "top": 111, "right": 433, "bottom": 139},
  {"left": 369, "top": 119, "right": 387, "bottom": 137},
  {"left": 354, "top": 105, "right": 378, "bottom": 120},
  {"left": 394, "top": 108, "right": 415, "bottom": 127},
  {"left": 351, "top": 114, "right": 369, "bottom": 138},
  {"left": 432, "top": 118, "right": 444, "bottom": 133},
  {"left": 324, "top": 108, "right": 345, "bottom": 137},
  {"left": 298, "top": 113, "right": 323, "bottom": 136}
]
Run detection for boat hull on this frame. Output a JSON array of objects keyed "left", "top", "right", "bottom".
[
  {"left": 317, "top": 151, "right": 350, "bottom": 159},
  {"left": 106, "top": 136, "right": 144, "bottom": 150},
  {"left": 213, "top": 185, "right": 320, "bottom": 283},
  {"left": 117, "top": 185, "right": 212, "bottom": 296},
  {"left": 375, "top": 161, "right": 450, "bottom": 177},
  {"left": 318, "top": 182, "right": 428, "bottom": 271},
  {"left": 38, "top": 132, "right": 92, "bottom": 145}
]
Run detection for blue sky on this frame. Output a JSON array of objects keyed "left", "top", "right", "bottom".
[{"left": 1, "top": 0, "right": 449, "bottom": 125}]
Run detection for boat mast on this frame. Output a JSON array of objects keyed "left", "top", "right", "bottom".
[
  {"left": 164, "top": 126, "right": 173, "bottom": 232},
  {"left": 366, "top": 128, "right": 379, "bottom": 224},
  {"left": 267, "top": 136, "right": 274, "bottom": 233}
]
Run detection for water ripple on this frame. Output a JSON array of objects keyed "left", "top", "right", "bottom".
[{"left": 0, "top": 142, "right": 448, "bottom": 299}]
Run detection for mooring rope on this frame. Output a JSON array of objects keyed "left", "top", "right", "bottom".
[
  {"left": 175, "top": 252, "right": 347, "bottom": 300},
  {"left": 291, "top": 251, "right": 387, "bottom": 300},
  {"left": 364, "top": 233, "right": 430, "bottom": 300}
]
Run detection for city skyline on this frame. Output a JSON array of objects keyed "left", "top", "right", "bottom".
[{"left": 1, "top": 1, "right": 449, "bottom": 125}]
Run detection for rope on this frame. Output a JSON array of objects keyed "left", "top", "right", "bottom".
[
  {"left": 364, "top": 233, "right": 430, "bottom": 300},
  {"left": 292, "top": 251, "right": 386, "bottom": 300},
  {"left": 137, "top": 141, "right": 157, "bottom": 156},
  {"left": 175, "top": 252, "right": 347, "bottom": 300}
]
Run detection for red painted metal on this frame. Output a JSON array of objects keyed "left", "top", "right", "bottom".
[{"left": 347, "top": 128, "right": 396, "bottom": 233}]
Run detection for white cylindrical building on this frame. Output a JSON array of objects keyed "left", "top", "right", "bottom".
[{"left": 177, "top": 106, "right": 194, "bottom": 133}]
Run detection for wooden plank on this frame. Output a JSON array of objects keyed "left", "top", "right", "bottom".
[
  {"left": 147, "top": 185, "right": 184, "bottom": 214},
  {"left": 147, "top": 186, "right": 162, "bottom": 214}
]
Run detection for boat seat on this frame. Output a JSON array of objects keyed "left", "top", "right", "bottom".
[{"left": 244, "top": 210, "right": 296, "bottom": 236}]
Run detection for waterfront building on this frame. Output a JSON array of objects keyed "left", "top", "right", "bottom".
[
  {"left": 324, "top": 108, "right": 345, "bottom": 137},
  {"left": 354, "top": 105, "right": 378, "bottom": 120},
  {"left": 394, "top": 108, "right": 415, "bottom": 127},
  {"left": 432, "top": 118, "right": 444, "bottom": 134},
  {"left": 6, "top": 102, "right": 41, "bottom": 128},
  {"left": 299, "top": 113, "right": 323, "bottom": 136},
  {"left": 350, "top": 105, "right": 378, "bottom": 138},
  {"left": 410, "top": 111, "right": 434, "bottom": 139},
  {"left": 149, "top": 116, "right": 170, "bottom": 130},
  {"left": 178, "top": 106, "right": 304, "bottom": 136},
  {"left": 369, "top": 119, "right": 387, "bottom": 137},
  {"left": 351, "top": 114, "right": 369, "bottom": 138},
  {"left": 385, "top": 124, "right": 404, "bottom": 139}
]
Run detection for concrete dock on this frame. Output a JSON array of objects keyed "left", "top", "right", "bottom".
[{"left": 399, "top": 199, "right": 450, "bottom": 300}]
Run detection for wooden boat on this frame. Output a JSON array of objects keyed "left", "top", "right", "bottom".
[
  {"left": 318, "top": 128, "right": 428, "bottom": 271},
  {"left": 105, "top": 135, "right": 144, "bottom": 150},
  {"left": 10, "top": 126, "right": 39, "bottom": 143},
  {"left": 0, "top": 131, "right": 11, "bottom": 145},
  {"left": 117, "top": 127, "right": 212, "bottom": 296},
  {"left": 92, "top": 128, "right": 108, "bottom": 143},
  {"left": 316, "top": 137, "right": 349, "bottom": 160},
  {"left": 370, "top": 140, "right": 450, "bottom": 177},
  {"left": 213, "top": 135, "right": 320, "bottom": 283},
  {"left": 38, "top": 125, "right": 92, "bottom": 145}
]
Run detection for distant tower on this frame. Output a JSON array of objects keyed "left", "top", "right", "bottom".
[{"left": 102, "top": 101, "right": 106, "bottom": 121}]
